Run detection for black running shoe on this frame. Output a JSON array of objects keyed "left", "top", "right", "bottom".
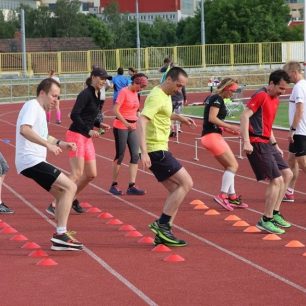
[
  {"left": 72, "top": 199, "right": 85, "bottom": 213},
  {"left": 0, "top": 202, "right": 14, "bottom": 214},
  {"left": 149, "top": 220, "right": 187, "bottom": 247},
  {"left": 154, "top": 235, "right": 187, "bottom": 247},
  {"left": 46, "top": 204, "right": 55, "bottom": 216},
  {"left": 51, "top": 232, "right": 83, "bottom": 251}
]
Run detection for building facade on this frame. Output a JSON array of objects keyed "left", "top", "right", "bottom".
[
  {"left": 0, "top": 0, "right": 38, "bottom": 10},
  {"left": 101, "top": 0, "right": 200, "bottom": 23}
]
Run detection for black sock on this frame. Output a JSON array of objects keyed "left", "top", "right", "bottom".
[
  {"left": 263, "top": 215, "right": 273, "bottom": 222},
  {"left": 273, "top": 210, "right": 279, "bottom": 215},
  {"left": 159, "top": 213, "right": 171, "bottom": 225},
  {"left": 129, "top": 182, "right": 135, "bottom": 188},
  {"left": 112, "top": 182, "right": 118, "bottom": 187}
]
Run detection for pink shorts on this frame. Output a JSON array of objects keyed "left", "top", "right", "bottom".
[
  {"left": 66, "top": 130, "right": 95, "bottom": 161},
  {"left": 201, "top": 133, "right": 230, "bottom": 156}
]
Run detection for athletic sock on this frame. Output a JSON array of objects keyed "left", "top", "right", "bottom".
[
  {"left": 287, "top": 188, "right": 294, "bottom": 194},
  {"left": 56, "top": 226, "right": 67, "bottom": 235},
  {"left": 221, "top": 170, "right": 235, "bottom": 194},
  {"left": 111, "top": 182, "right": 118, "bottom": 187},
  {"left": 159, "top": 213, "right": 171, "bottom": 225},
  {"left": 273, "top": 210, "right": 279, "bottom": 215},
  {"left": 128, "top": 183, "right": 135, "bottom": 188},
  {"left": 263, "top": 215, "right": 273, "bottom": 222}
]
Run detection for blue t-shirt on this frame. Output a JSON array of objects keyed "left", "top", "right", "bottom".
[{"left": 112, "top": 75, "right": 129, "bottom": 102}]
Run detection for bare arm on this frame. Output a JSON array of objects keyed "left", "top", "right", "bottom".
[
  {"left": 170, "top": 113, "right": 197, "bottom": 128},
  {"left": 240, "top": 108, "right": 254, "bottom": 154},
  {"left": 137, "top": 115, "right": 151, "bottom": 168},
  {"left": 289, "top": 102, "right": 304, "bottom": 142}
]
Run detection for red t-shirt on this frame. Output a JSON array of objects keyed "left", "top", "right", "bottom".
[
  {"left": 247, "top": 88, "right": 279, "bottom": 143},
  {"left": 113, "top": 87, "right": 139, "bottom": 130}
]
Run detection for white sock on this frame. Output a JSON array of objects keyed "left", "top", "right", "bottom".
[
  {"left": 287, "top": 188, "right": 294, "bottom": 194},
  {"left": 56, "top": 226, "right": 67, "bottom": 235},
  {"left": 221, "top": 170, "right": 235, "bottom": 194}
]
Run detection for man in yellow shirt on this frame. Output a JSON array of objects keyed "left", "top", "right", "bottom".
[{"left": 138, "top": 67, "right": 196, "bottom": 247}]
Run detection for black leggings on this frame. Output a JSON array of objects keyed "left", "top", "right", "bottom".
[{"left": 113, "top": 128, "right": 140, "bottom": 165}]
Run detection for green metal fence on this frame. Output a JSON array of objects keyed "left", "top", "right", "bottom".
[{"left": 0, "top": 41, "right": 301, "bottom": 76}]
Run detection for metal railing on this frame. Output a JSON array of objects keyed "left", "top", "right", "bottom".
[{"left": 0, "top": 41, "right": 302, "bottom": 76}]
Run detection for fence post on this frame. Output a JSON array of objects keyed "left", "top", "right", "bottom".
[
  {"left": 258, "top": 43, "right": 262, "bottom": 68},
  {"left": 144, "top": 48, "right": 149, "bottom": 71},
  {"left": 230, "top": 44, "right": 234, "bottom": 68},
  {"left": 201, "top": 44, "right": 206, "bottom": 68},
  {"left": 87, "top": 50, "right": 91, "bottom": 73},
  {"left": 27, "top": 53, "right": 32, "bottom": 75},
  {"left": 115, "top": 49, "right": 120, "bottom": 69},
  {"left": 57, "top": 52, "right": 62, "bottom": 74}
]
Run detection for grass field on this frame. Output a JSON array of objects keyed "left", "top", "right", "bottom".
[{"left": 183, "top": 101, "right": 289, "bottom": 129}]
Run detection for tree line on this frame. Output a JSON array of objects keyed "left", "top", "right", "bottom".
[{"left": 0, "top": 0, "right": 303, "bottom": 49}]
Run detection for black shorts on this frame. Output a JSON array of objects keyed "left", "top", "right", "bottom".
[
  {"left": 148, "top": 150, "right": 182, "bottom": 182},
  {"left": 247, "top": 143, "right": 289, "bottom": 181},
  {"left": 21, "top": 162, "right": 61, "bottom": 191},
  {"left": 288, "top": 134, "right": 306, "bottom": 157}
]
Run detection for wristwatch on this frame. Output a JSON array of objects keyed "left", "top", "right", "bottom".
[{"left": 290, "top": 126, "right": 296, "bottom": 131}]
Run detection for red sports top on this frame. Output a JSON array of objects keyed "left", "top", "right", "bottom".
[{"left": 246, "top": 88, "right": 279, "bottom": 143}]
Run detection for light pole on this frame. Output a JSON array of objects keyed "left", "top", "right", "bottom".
[
  {"left": 201, "top": 0, "right": 205, "bottom": 45},
  {"left": 136, "top": 0, "right": 141, "bottom": 70},
  {"left": 21, "top": 9, "right": 27, "bottom": 77}
]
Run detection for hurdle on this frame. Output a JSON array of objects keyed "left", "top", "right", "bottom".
[{"left": 194, "top": 136, "right": 243, "bottom": 161}]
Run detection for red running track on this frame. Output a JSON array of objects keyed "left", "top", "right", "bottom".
[{"left": 0, "top": 97, "right": 306, "bottom": 305}]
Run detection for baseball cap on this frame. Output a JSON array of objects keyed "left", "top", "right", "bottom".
[{"left": 91, "top": 67, "right": 112, "bottom": 80}]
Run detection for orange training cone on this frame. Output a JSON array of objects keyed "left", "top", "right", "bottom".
[
  {"left": 138, "top": 236, "right": 154, "bottom": 244},
  {"left": 80, "top": 202, "right": 92, "bottom": 208},
  {"left": 204, "top": 209, "right": 220, "bottom": 216},
  {"left": 21, "top": 242, "right": 41, "bottom": 249},
  {"left": 28, "top": 249, "right": 49, "bottom": 257},
  {"left": 1, "top": 227, "right": 18, "bottom": 234},
  {"left": 285, "top": 240, "right": 305, "bottom": 248},
  {"left": 97, "top": 212, "right": 113, "bottom": 219},
  {"left": 243, "top": 226, "right": 261, "bottom": 233},
  {"left": 233, "top": 220, "right": 250, "bottom": 227},
  {"left": 262, "top": 234, "right": 282, "bottom": 241},
  {"left": 194, "top": 204, "right": 209, "bottom": 210},
  {"left": 190, "top": 199, "right": 204, "bottom": 205},
  {"left": 36, "top": 258, "right": 58, "bottom": 266},
  {"left": 0, "top": 221, "right": 10, "bottom": 228},
  {"left": 125, "top": 231, "right": 143, "bottom": 238},
  {"left": 224, "top": 215, "right": 241, "bottom": 221},
  {"left": 87, "top": 207, "right": 101, "bottom": 213},
  {"left": 152, "top": 244, "right": 171, "bottom": 252},
  {"left": 302, "top": 252, "right": 306, "bottom": 257},
  {"left": 119, "top": 224, "right": 136, "bottom": 231},
  {"left": 10, "top": 234, "right": 28, "bottom": 241},
  {"left": 163, "top": 254, "right": 185, "bottom": 262},
  {"left": 106, "top": 218, "right": 123, "bottom": 225}
]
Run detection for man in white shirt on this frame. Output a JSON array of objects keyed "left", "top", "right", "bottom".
[
  {"left": 16, "top": 78, "right": 83, "bottom": 251},
  {"left": 283, "top": 61, "right": 306, "bottom": 202}
]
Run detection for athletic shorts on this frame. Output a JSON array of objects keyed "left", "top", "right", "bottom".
[
  {"left": 247, "top": 143, "right": 289, "bottom": 181},
  {"left": 0, "top": 152, "right": 9, "bottom": 176},
  {"left": 201, "top": 133, "right": 230, "bottom": 156},
  {"left": 66, "top": 130, "right": 95, "bottom": 161},
  {"left": 21, "top": 162, "right": 61, "bottom": 191},
  {"left": 288, "top": 134, "right": 306, "bottom": 157},
  {"left": 148, "top": 150, "right": 182, "bottom": 182}
]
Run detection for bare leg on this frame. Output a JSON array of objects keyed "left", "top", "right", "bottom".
[
  {"left": 128, "top": 163, "right": 138, "bottom": 184},
  {"left": 264, "top": 176, "right": 283, "bottom": 218}
]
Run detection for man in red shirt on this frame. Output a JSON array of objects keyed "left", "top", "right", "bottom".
[{"left": 240, "top": 69, "right": 293, "bottom": 234}]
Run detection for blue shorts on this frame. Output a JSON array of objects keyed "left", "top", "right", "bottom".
[
  {"left": 247, "top": 143, "right": 288, "bottom": 181},
  {"left": 148, "top": 151, "right": 182, "bottom": 182}
]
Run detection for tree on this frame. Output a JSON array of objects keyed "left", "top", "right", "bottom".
[{"left": 0, "top": 10, "right": 18, "bottom": 38}]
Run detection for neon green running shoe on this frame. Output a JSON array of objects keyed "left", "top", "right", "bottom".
[
  {"left": 273, "top": 213, "right": 291, "bottom": 228},
  {"left": 256, "top": 217, "right": 285, "bottom": 234}
]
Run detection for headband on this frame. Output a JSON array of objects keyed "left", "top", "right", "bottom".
[{"left": 224, "top": 83, "right": 239, "bottom": 92}]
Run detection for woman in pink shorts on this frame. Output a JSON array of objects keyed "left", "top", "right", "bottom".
[{"left": 201, "top": 78, "right": 247, "bottom": 211}]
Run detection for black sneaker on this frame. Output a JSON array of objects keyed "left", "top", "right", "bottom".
[
  {"left": 72, "top": 199, "right": 85, "bottom": 213},
  {"left": 126, "top": 186, "right": 145, "bottom": 195},
  {"left": 0, "top": 202, "right": 14, "bottom": 214},
  {"left": 51, "top": 232, "right": 83, "bottom": 251},
  {"left": 154, "top": 235, "right": 187, "bottom": 247},
  {"left": 46, "top": 204, "right": 55, "bottom": 216},
  {"left": 149, "top": 220, "right": 187, "bottom": 247}
]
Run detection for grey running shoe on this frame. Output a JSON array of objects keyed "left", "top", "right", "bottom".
[{"left": 0, "top": 202, "right": 14, "bottom": 214}]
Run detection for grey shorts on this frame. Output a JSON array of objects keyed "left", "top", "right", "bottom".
[
  {"left": 0, "top": 152, "right": 9, "bottom": 176},
  {"left": 247, "top": 142, "right": 289, "bottom": 181}
]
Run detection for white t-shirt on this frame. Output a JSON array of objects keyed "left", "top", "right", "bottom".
[
  {"left": 289, "top": 79, "right": 306, "bottom": 135},
  {"left": 15, "top": 99, "right": 48, "bottom": 173}
]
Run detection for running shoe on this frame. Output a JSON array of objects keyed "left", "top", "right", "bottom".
[
  {"left": 149, "top": 220, "right": 187, "bottom": 247},
  {"left": 256, "top": 217, "right": 285, "bottom": 234},
  {"left": 127, "top": 186, "right": 145, "bottom": 195},
  {"left": 109, "top": 185, "right": 123, "bottom": 195},
  {"left": 273, "top": 213, "right": 291, "bottom": 228},
  {"left": 46, "top": 204, "right": 55, "bottom": 216},
  {"left": 154, "top": 235, "right": 187, "bottom": 247},
  {"left": 72, "top": 199, "right": 85, "bottom": 213},
  {"left": 0, "top": 202, "right": 14, "bottom": 214},
  {"left": 51, "top": 231, "right": 83, "bottom": 251},
  {"left": 56, "top": 120, "right": 61, "bottom": 125},
  {"left": 282, "top": 192, "right": 294, "bottom": 203},
  {"left": 214, "top": 194, "right": 234, "bottom": 211},
  {"left": 169, "top": 131, "right": 176, "bottom": 138},
  {"left": 228, "top": 195, "right": 248, "bottom": 208}
]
